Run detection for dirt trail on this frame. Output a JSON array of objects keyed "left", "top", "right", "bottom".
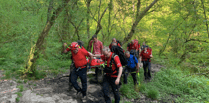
[{"left": 0, "top": 63, "right": 164, "bottom": 103}]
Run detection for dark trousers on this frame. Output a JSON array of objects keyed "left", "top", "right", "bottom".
[
  {"left": 142, "top": 61, "right": 151, "bottom": 79},
  {"left": 71, "top": 67, "right": 87, "bottom": 96},
  {"left": 123, "top": 67, "right": 138, "bottom": 85},
  {"left": 102, "top": 75, "right": 120, "bottom": 103},
  {"left": 69, "top": 63, "right": 75, "bottom": 84},
  {"left": 95, "top": 67, "right": 102, "bottom": 80}
]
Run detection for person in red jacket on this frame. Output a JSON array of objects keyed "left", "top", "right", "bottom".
[
  {"left": 109, "top": 38, "right": 121, "bottom": 49},
  {"left": 140, "top": 46, "right": 153, "bottom": 80},
  {"left": 127, "top": 40, "right": 137, "bottom": 51},
  {"left": 94, "top": 46, "right": 123, "bottom": 103},
  {"left": 63, "top": 42, "right": 93, "bottom": 102},
  {"left": 89, "top": 35, "right": 103, "bottom": 55},
  {"left": 127, "top": 40, "right": 139, "bottom": 58},
  {"left": 89, "top": 35, "right": 103, "bottom": 83}
]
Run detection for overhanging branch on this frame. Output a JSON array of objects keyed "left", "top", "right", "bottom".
[{"left": 185, "top": 39, "right": 209, "bottom": 43}]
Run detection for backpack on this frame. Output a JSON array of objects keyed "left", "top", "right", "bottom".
[
  {"left": 127, "top": 40, "right": 140, "bottom": 51},
  {"left": 127, "top": 43, "right": 130, "bottom": 47},
  {"left": 147, "top": 46, "right": 152, "bottom": 52},
  {"left": 111, "top": 46, "right": 127, "bottom": 66},
  {"left": 127, "top": 55, "right": 138, "bottom": 72},
  {"left": 130, "top": 49, "right": 139, "bottom": 58},
  {"left": 77, "top": 40, "right": 84, "bottom": 47},
  {"left": 130, "top": 50, "right": 136, "bottom": 56},
  {"left": 103, "top": 53, "right": 119, "bottom": 74},
  {"left": 116, "top": 40, "right": 121, "bottom": 46},
  {"left": 134, "top": 39, "right": 138, "bottom": 45}
]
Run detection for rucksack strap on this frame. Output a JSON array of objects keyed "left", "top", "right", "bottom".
[
  {"left": 133, "top": 56, "right": 137, "bottom": 65},
  {"left": 110, "top": 53, "right": 119, "bottom": 75}
]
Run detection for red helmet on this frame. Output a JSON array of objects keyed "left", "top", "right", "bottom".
[{"left": 70, "top": 42, "right": 78, "bottom": 50}]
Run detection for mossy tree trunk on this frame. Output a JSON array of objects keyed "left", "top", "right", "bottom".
[{"left": 27, "top": 0, "right": 71, "bottom": 76}]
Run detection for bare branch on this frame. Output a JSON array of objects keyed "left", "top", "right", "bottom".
[
  {"left": 122, "top": 0, "right": 158, "bottom": 45},
  {"left": 185, "top": 39, "right": 209, "bottom": 43},
  {"left": 77, "top": 18, "right": 84, "bottom": 28},
  {"left": 69, "top": 20, "right": 76, "bottom": 28},
  {"left": 136, "top": 0, "right": 141, "bottom": 18},
  {"left": 95, "top": 7, "right": 108, "bottom": 35}
]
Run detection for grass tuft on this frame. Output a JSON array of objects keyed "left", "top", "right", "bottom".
[{"left": 147, "top": 88, "right": 159, "bottom": 99}]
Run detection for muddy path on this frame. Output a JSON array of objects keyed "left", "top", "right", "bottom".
[{"left": 0, "top": 63, "right": 165, "bottom": 103}]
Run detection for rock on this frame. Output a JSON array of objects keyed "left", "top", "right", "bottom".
[
  {"left": 7, "top": 94, "right": 17, "bottom": 103},
  {"left": 152, "top": 100, "right": 158, "bottom": 103},
  {"left": 58, "top": 99, "right": 78, "bottom": 103},
  {"left": 21, "top": 90, "right": 55, "bottom": 103},
  {"left": 38, "top": 97, "right": 55, "bottom": 103},
  {"left": 88, "top": 85, "right": 101, "bottom": 93},
  {"left": 52, "top": 95, "right": 60, "bottom": 101},
  {"left": 0, "top": 96, "right": 7, "bottom": 99}
]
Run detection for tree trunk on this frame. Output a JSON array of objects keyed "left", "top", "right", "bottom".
[
  {"left": 47, "top": 0, "right": 54, "bottom": 23},
  {"left": 108, "top": 0, "right": 113, "bottom": 40},
  {"left": 86, "top": 6, "right": 108, "bottom": 50},
  {"left": 121, "top": 0, "right": 158, "bottom": 45},
  {"left": 86, "top": 0, "right": 91, "bottom": 39},
  {"left": 200, "top": 0, "right": 209, "bottom": 38},
  {"left": 42, "top": 0, "right": 54, "bottom": 59},
  {"left": 28, "top": 0, "right": 71, "bottom": 75}
]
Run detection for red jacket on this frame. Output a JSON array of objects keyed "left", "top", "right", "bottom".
[
  {"left": 100, "top": 52, "right": 122, "bottom": 78},
  {"left": 71, "top": 49, "right": 90, "bottom": 68},
  {"left": 127, "top": 43, "right": 139, "bottom": 51},
  {"left": 140, "top": 49, "right": 152, "bottom": 62}
]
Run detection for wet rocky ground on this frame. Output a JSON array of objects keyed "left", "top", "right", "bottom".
[{"left": 0, "top": 63, "right": 166, "bottom": 103}]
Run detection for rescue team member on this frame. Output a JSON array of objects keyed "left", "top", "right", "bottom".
[
  {"left": 89, "top": 35, "right": 103, "bottom": 55},
  {"left": 111, "top": 42, "right": 125, "bottom": 53},
  {"left": 63, "top": 41, "right": 88, "bottom": 87},
  {"left": 63, "top": 42, "right": 93, "bottom": 102},
  {"left": 139, "top": 46, "right": 153, "bottom": 80},
  {"left": 124, "top": 51, "right": 140, "bottom": 85},
  {"left": 127, "top": 40, "right": 139, "bottom": 57},
  {"left": 140, "top": 42, "right": 147, "bottom": 52},
  {"left": 89, "top": 35, "right": 103, "bottom": 83},
  {"left": 94, "top": 47, "right": 123, "bottom": 103},
  {"left": 109, "top": 38, "right": 121, "bottom": 49}
]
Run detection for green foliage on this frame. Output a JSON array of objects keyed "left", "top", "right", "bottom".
[
  {"left": 16, "top": 97, "right": 20, "bottom": 102},
  {"left": 120, "top": 76, "right": 140, "bottom": 99},
  {"left": 141, "top": 65, "right": 209, "bottom": 102},
  {"left": 17, "top": 84, "right": 24, "bottom": 92},
  {"left": 139, "top": 84, "right": 146, "bottom": 93},
  {"left": 17, "top": 80, "right": 23, "bottom": 84},
  {"left": 3, "top": 70, "right": 12, "bottom": 79},
  {"left": 24, "top": 79, "right": 28, "bottom": 83},
  {"left": 33, "top": 70, "right": 46, "bottom": 80},
  {"left": 15, "top": 92, "right": 23, "bottom": 97},
  {"left": 147, "top": 88, "right": 159, "bottom": 100},
  {"left": 112, "top": 99, "right": 115, "bottom": 103}
]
